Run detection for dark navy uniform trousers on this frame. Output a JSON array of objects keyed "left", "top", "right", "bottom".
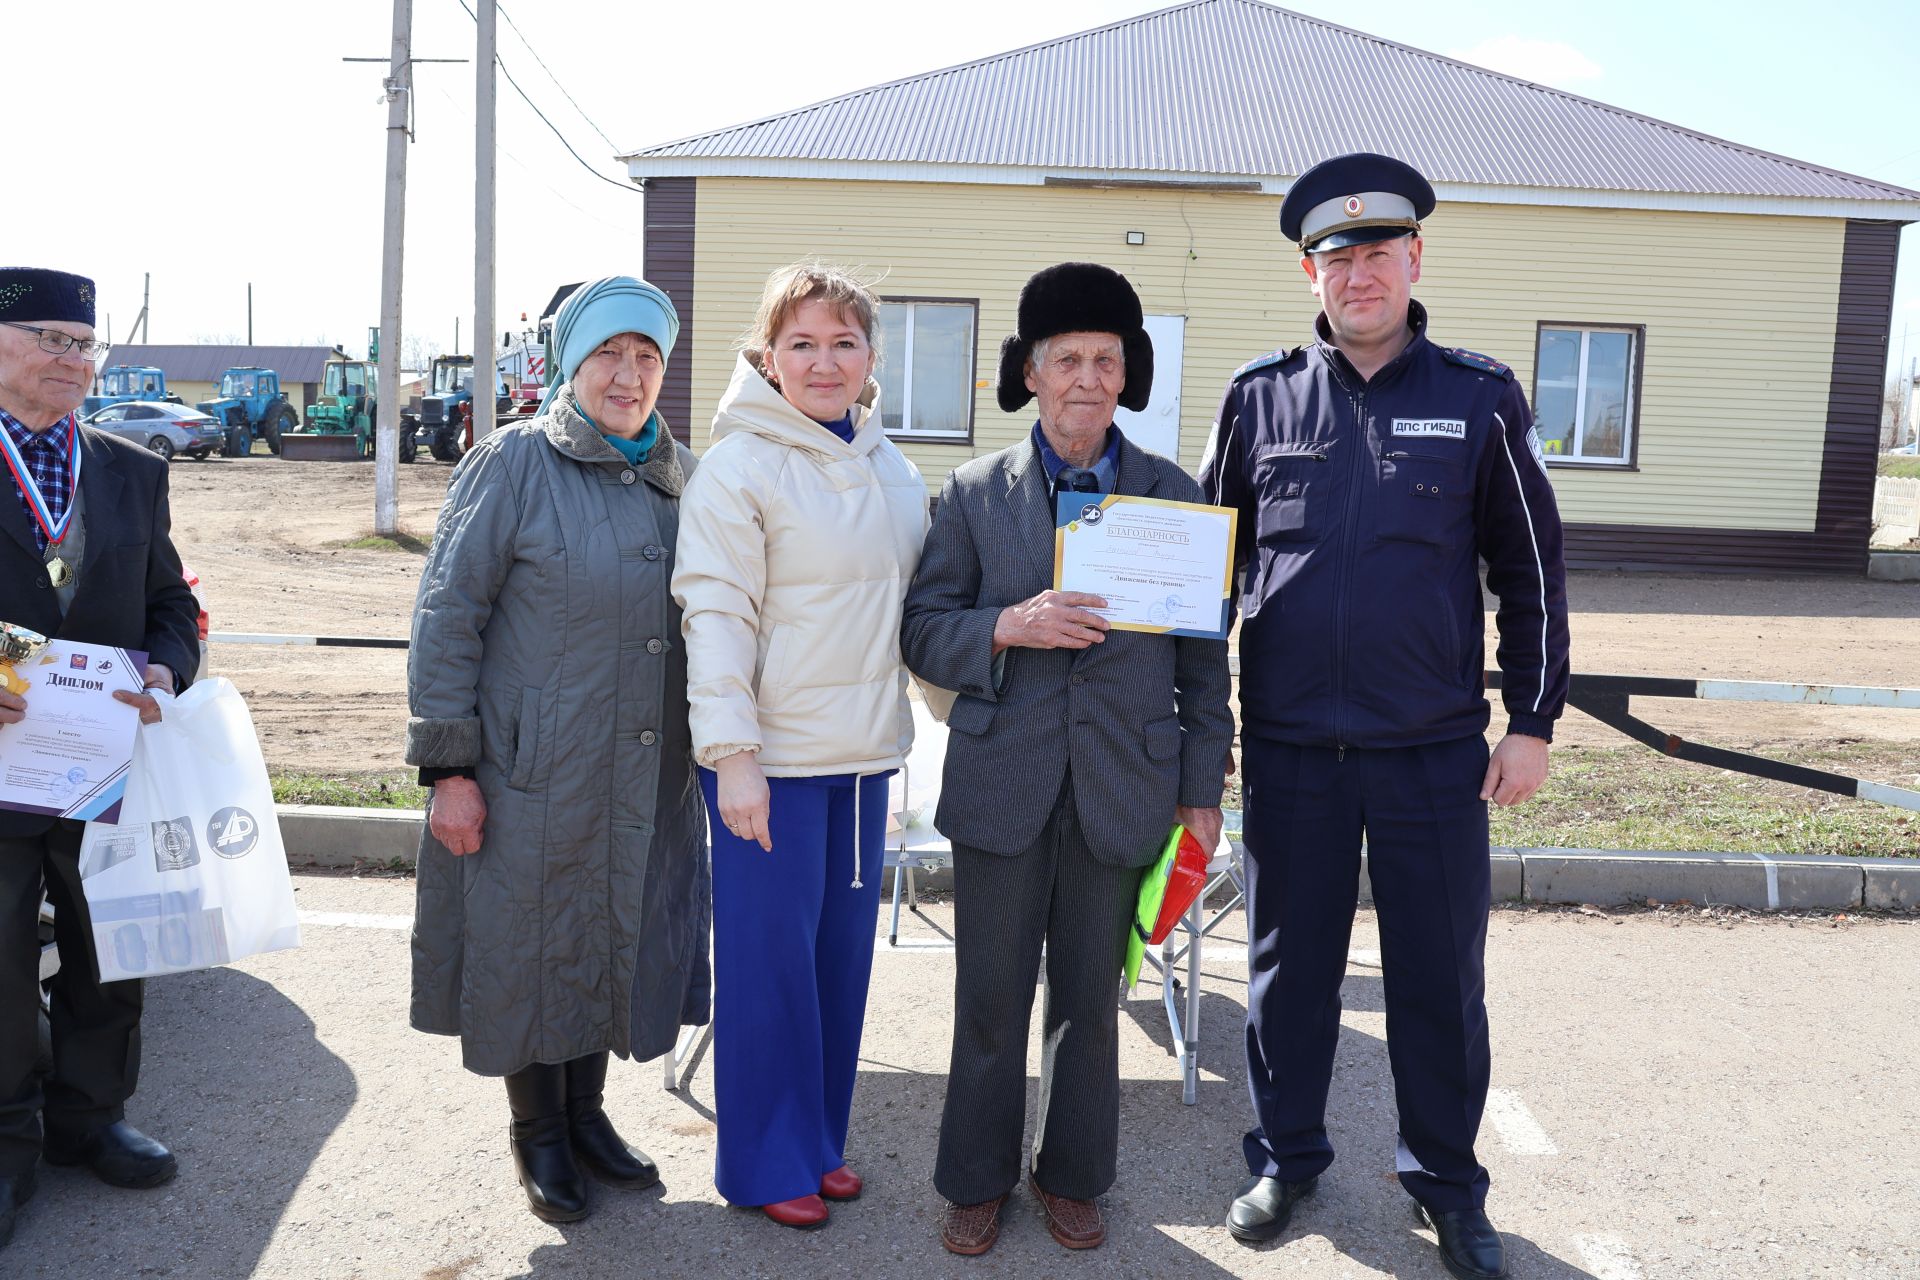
[{"left": 1241, "top": 733, "right": 1492, "bottom": 1212}]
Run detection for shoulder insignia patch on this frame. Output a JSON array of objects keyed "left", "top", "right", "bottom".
[
  {"left": 1442, "top": 347, "right": 1513, "bottom": 380},
  {"left": 1232, "top": 346, "right": 1299, "bottom": 380}
]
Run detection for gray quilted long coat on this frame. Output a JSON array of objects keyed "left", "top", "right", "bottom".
[{"left": 405, "top": 387, "right": 711, "bottom": 1076}]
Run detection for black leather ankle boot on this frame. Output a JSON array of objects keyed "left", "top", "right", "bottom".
[
  {"left": 564, "top": 1052, "right": 659, "bottom": 1189},
  {"left": 504, "top": 1063, "right": 589, "bottom": 1222}
]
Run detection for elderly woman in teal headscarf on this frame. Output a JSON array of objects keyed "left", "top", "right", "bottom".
[{"left": 406, "top": 277, "right": 711, "bottom": 1225}]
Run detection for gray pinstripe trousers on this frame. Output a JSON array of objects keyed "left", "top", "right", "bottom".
[{"left": 933, "top": 777, "right": 1139, "bottom": 1204}]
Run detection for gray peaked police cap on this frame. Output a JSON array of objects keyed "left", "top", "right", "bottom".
[{"left": 1279, "top": 152, "right": 1437, "bottom": 254}]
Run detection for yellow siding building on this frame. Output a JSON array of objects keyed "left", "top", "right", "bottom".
[{"left": 627, "top": 0, "right": 1918, "bottom": 572}]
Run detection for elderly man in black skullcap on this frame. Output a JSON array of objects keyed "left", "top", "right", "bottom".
[
  {"left": 0, "top": 268, "right": 199, "bottom": 1249},
  {"left": 902, "top": 263, "right": 1233, "bottom": 1256}
]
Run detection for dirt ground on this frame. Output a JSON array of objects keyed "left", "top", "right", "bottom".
[{"left": 169, "top": 454, "right": 1920, "bottom": 774}]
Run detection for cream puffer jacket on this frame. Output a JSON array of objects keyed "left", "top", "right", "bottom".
[{"left": 673, "top": 353, "right": 928, "bottom": 776}]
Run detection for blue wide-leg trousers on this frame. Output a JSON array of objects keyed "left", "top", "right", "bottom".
[{"left": 702, "top": 768, "right": 889, "bottom": 1207}]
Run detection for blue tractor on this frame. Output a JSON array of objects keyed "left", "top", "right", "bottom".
[
  {"left": 401, "top": 355, "right": 482, "bottom": 463},
  {"left": 84, "top": 365, "right": 181, "bottom": 416},
  {"left": 196, "top": 367, "right": 298, "bottom": 457}
]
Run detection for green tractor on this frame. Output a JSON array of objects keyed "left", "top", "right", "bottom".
[{"left": 282, "top": 358, "right": 406, "bottom": 461}]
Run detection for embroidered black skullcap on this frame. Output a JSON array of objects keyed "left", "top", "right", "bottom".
[{"left": 0, "top": 268, "right": 97, "bottom": 326}]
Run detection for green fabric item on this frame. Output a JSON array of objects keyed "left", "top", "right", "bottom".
[{"left": 601, "top": 414, "right": 658, "bottom": 464}]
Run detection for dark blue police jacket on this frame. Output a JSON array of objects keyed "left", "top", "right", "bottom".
[{"left": 1199, "top": 301, "right": 1570, "bottom": 750}]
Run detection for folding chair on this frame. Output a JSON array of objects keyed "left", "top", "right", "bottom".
[{"left": 1136, "top": 834, "right": 1246, "bottom": 1104}]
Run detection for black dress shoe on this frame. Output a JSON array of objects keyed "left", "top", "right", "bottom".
[
  {"left": 1415, "top": 1202, "right": 1509, "bottom": 1280},
  {"left": 43, "top": 1121, "right": 178, "bottom": 1189},
  {"left": 505, "top": 1063, "right": 589, "bottom": 1222},
  {"left": 564, "top": 1052, "right": 659, "bottom": 1190},
  {"left": 1, "top": 1170, "right": 38, "bottom": 1249},
  {"left": 1225, "top": 1174, "right": 1317, "bottom": 1243}
]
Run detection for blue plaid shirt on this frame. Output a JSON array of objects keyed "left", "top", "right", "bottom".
[
  {"left": 1, "top": 407, "right": 75, "bottom": 554},
  {"left": 1030, "top": 423, "right": 1120, "bottom": 495}
]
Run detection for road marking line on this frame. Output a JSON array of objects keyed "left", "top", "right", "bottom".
[
  {"left": 1575, "top": 1235, "right": 1645, "bottom": 1280},
  {"left": 298, "top": 911, "right": 412, "bottom": 931},
  {"left": 1483, "top": 1088, "right": 1558, "bottom": 1155}
]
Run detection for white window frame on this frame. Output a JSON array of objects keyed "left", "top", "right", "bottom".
[
  {"left": 1533, "top": 322, "right": 1642, "bottom": 469},
  {"left": 879, "top": 298, "right": 977, "bottom": 442}
]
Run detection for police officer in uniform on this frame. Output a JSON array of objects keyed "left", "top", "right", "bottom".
[{"left": 1200, "top": 155, "right": 1569, "bottom": 1280}]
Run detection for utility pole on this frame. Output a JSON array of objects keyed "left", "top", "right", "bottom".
[
  {"left": 129, "top": 273, "right": 150, "bottom": 344},
  {"left": 454, "top": 316, "right": 460, "bottom": 354},
  {"left": 247, "top": 282, "right": 253, "bottom": 346},
  {"left": 474, "top": 0, "right": 498, "bottom": 445},
  {"left": 373, "top": 0, "right": 411, "bottom": 536}
]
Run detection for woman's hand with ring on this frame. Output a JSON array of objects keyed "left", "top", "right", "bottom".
[
  {"left": 714, "top": 750, "right": 773, "bottom": 851},
  {"left": 430, "top": 776, "right": 487, "bottom": 856}
]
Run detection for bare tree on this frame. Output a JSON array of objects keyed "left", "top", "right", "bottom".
[
  {"left": 403, "top": 332, "right": 443, "bottom": 373},
  {"left": 1885, "top": 380, "right": 1907, "bottom": 450}
]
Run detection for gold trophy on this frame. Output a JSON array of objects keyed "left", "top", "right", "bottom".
[{"left": 1, "top": 622, "right": 51, "bottom": 697}]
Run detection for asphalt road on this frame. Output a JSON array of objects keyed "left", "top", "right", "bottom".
[{"left": 10, "top": 873, "right": 1918, "bottom": 1280}]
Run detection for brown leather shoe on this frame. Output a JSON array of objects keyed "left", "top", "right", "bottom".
[
  {"left": 1030, "top": 1175, "right": 1106, "bottom": 1249},
  {"left": 940, "top": 1193, "right": 1008, "bottom": 1256}
]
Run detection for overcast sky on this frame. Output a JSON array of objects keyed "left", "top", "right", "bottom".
[{"left": 8, "top": 0, "right": 1918, "bottom": 381}]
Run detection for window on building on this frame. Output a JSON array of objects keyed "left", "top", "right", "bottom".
[
  {"left": 1533, "top": 324, "right": 1642, "bottom": 467},
  {"left": 878, "top": 299, "right": 977, "bottom": 440}
]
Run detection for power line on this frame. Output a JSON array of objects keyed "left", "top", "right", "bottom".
[
  {"left": 495, "top": 2, "right": 617, "bottom": 150},
  {"left": 453, "top": 0, "right": 638, "bottom": 195}
]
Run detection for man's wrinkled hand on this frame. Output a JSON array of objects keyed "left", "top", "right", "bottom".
[
  {"left": 993, "top": 591, "right": 1110, "bottom": 653},
  {"left": 1481, "top": 734, "right": 1549, "bottom": 807},
  {"left": 111, "top": 663, "right": 176, "bottom": 726},
  {"left": 1177, "top": 805, "right": 1224, "bottom": 857}
]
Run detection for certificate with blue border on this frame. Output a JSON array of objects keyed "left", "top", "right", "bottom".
[
  {"left": 0, "top": 640, "right": 146, "bottom": 823},
  {"left": 1053, "top": 493, "right": 1237, "bottom": 640}
]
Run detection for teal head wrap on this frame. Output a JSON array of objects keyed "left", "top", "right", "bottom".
[{"left": 552, "top": 276, "right": 680, "bottom": 381}]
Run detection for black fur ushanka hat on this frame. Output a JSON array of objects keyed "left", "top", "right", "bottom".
[{"left": 995, "top": 262, "right": 1153, "bottom": 415}]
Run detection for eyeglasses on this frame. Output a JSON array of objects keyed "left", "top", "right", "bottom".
[{"left": 0, "top": 321, "right": 112, "bottom": 363}]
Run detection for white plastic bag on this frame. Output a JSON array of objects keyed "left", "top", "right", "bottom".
[{"left": 77, "top": 677, "right": 300, "bottom": 981}]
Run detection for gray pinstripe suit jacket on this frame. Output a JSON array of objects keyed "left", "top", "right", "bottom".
[{"left": 901, "top": 432, "right": 1234, "bottom": 869}]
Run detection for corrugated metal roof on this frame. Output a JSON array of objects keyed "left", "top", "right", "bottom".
[
  {"left": 104, "top": 345, "right": 343, "bottom": 384},
  {"left": 623, "top": 0, "right": 1919, "bottom": 207}
]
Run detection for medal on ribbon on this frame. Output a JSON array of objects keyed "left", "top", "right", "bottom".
[{"left": 0, "top": 413, "right": 82, "bottom": 585}]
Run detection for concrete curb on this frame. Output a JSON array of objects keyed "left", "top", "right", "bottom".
[
  {"left": 276, "top": 807, "right": 1913, "bottom": 911},
  {"left": 1868, "top": 551, "right": 1920, "bottom": 582}
]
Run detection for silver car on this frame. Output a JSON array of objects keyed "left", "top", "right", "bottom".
[{"left": 83, "top": 400, "right": 227, "bottom": 461}]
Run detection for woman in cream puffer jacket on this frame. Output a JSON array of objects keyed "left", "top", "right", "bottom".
[{"left": 671, "top": 263, "right": 926, "bottom": 1228}]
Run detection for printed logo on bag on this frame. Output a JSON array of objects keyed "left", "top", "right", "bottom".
[
  {"left": 207, "top": 806, "right": 259, "bottom": 860},
  {"left": 1390, "top": 419, "right": 1467, "bottom": 439},
  {"left": 151, "top": 817, "right": 200, "bottom": 872},
  {"left": 82, "top": 835, "right": 138, "bottom": 878},
  {"left": 68, "top": 653, "right": 88, "bottom": 670}
]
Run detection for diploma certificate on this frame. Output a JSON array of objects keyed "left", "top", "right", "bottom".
[
  {"left": 1054, "top": 494, "right": 1237, "bottom": 640},
  {"left": 0, "top": 639, "right": 146, "bottom": 822}
]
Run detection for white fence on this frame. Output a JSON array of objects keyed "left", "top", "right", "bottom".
[{"left": 1873, "top": 476, "right": 1919, "bottom": 547}]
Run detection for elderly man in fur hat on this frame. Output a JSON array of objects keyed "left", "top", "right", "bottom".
[{"left": 902, "top": 263, "right": 1233, "bottom": 1255}]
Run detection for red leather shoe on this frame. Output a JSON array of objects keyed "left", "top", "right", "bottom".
[
  {"left": 820, "top": 1165, "right": 863, "bottom": 1201},
  {"left": 762, "top": 1194, "right": 829, "bottom": 1229}
]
